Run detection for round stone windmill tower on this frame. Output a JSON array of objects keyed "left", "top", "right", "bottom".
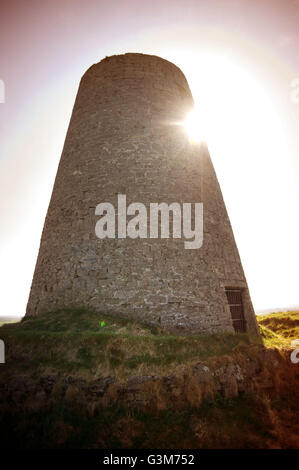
[{"left": 26, "top": 53, "right": 259, "bottom": 336}]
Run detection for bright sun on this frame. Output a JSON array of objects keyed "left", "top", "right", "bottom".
[
  {"left": 181, "top": 52, "right": 286, "bottom": 162},
  {"left": 183, "top": 108, "right": 207, "bottom": 143}
]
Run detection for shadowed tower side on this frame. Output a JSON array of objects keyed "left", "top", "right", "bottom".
[{"left": 26, "top": 53, "right": 259, "bottom": 336}]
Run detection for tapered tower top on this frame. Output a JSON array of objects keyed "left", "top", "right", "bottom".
[{"left": 74, "top": 53, "right": 194, "bottom": 129}]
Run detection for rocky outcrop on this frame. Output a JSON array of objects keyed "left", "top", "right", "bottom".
[{"left": 1, "top": 346, "right": 297, "bottom": 416}]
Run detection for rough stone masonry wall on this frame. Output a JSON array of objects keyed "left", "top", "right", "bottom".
[{"left": 26, "top": 53, "right": 259, "bottom": 336}]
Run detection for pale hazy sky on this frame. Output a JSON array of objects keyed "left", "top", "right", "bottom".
[{"left": 0, "top": 0, "right": 298, "bottom": 316}]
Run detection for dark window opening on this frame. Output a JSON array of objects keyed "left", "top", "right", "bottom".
[{"left": 225, "top": 288, "right": 247, "bottom": 333}]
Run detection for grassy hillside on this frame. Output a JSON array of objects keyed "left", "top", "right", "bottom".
[
  {"left": 258, "top": 311, "right": 299, "bottom": 348},
  {"left": 1, "top": 309, "right": 297, "bottom": 379},
  {"left": 0, "top": 309, "right": 298, "bottom": 449},
  {"left": 0, "top": 308, "right": 253, "bottom": 380}
]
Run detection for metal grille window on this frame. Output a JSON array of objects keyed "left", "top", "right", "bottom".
[{"left": 225, "top": 289, "right": 247, "bottom": 333}]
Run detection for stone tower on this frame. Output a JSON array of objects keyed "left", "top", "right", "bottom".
[{"left": 26, "top": 53, "right": 259, "bottom": 336}]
